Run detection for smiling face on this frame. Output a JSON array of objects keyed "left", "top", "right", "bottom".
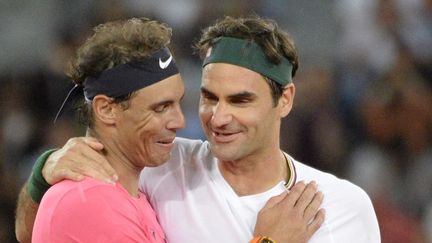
[
  {"left": 199, "top": 63, "right": 294, "bottom": 162},
  {"left": 114, "top": 74, "right": 185, "bottom": 167}
]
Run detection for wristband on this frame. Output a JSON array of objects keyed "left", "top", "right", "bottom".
[
  {"left": 249, "top": 236, "right": 276, "bottom": 243},
  {"left": 27, "top": 149, "right": 58, "bottom": 203}
]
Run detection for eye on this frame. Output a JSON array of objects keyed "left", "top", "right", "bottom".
[
  {"left": 229, "top": 97, "right": 254, "bottom": 106},
  {"left": 202, "top": 95, "right": 216, "bottom": 101},
  {"left": 231, "top": 98, "right": 251, "bottom": 104},
  {"left": 201, "top": 93, "right": 218, "bottom": 104},
  {"left": 154, "top": 104, "right": 169, "bottom": 113},
  {"left": 200, "top": 88, "right": 218, "bottom": 102}
]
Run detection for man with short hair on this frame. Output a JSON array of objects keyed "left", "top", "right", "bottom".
[
  {"left": 140, "top": 16, "right": 379, "bottom": 242},
  {"left": 30, "top": 17, "right": 184, "bottom": 242}
]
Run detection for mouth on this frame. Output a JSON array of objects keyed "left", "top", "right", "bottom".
[
  {"left": 211, "top": 130, "right": 240, "bottom": 143},
  {"left": 156, "top": 137, "right": 175, "bottom": 147}
]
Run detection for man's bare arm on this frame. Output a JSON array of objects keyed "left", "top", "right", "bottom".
[{"left": 15, "top": 183, "right": 39, "bottom": 243}]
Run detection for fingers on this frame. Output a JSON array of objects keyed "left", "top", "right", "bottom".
[
  {"left": 74, "top": 142, "right": 118, "bottom": 182},
  {"left": 307, "top": 208, "right": 326, "bottom": 238},
  {"left": 279, "top": 180, "right": 324, "bottom": 221},
  {"left": 52, "top": 168, "right": 86, "bottom": 182},
  {"left": 304, "top": 191, "right": 324, "bottom": 221},
  {"left": 255, "top": 181, "right": 325, "bottom": 243},
  {"left": 58, "top": 158, "right": 116, "bottom": 184},
  {"left": 283, "top": 181, "right": 307, "bottom": 207},
  {"left": 295, "top": 181, "right": 318, "bottom": 211},
  {"left": 72, "top": 156, "right": 117, "bottom": 184},
  {"left": 82, "top": 137, "right": 104, "bottom": 150}
]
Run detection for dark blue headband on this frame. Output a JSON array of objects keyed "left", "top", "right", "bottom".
[
  {"left": 84, "top": 47, "right": 178, "bottom": 100},
  {"left": 54, "top": 47, "right": 179, "bottom": 123}
]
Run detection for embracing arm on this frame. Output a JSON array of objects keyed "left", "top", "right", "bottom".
[
  {"left": 15, "top": 183, "right": 39, "bottom": 243},
  {"left": 15, "top": 148, "right": 57, "bottom": 242}
]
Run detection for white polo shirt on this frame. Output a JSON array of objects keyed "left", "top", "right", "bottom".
[{"left": 140, "top": 138, "right": 380, "bottom": 243}]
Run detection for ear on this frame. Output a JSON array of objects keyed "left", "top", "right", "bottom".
[
  {"left": 92, "top": 95, "right": 117, "bottom": 125},
  {"left": 279, "top": 83, "right": 295, "bottom": 118}
]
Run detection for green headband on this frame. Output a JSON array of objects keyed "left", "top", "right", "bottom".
[{"left": 202, "top": 37, "right": 293, "bottom": 85}]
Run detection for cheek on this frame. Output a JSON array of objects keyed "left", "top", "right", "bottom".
[
  {"left": 129, "top": 111, "right": 154, "bottom": 131},
  {"left": 236, "top": 108, "right": 274, "bottom": 129},
  {"left": 133, "top": 122, "right": 161, "bottom": 153},
  {"left": 136, "top": 118, "right": 163, "bottom": 137}
]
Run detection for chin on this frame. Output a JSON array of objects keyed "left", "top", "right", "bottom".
[
  {"left": 210, "top": 146, "right": 240, "bottom": 161},
  {"left": 153, "top": 153, "right": 171, "bottom": 166}
]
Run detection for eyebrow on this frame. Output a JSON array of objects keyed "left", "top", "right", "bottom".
[
  {"left": 200, "top": 87, "right": 218, "bottom": 99},
  {"left": 228, "top": 91, "right": 257, "bottom": 102},
  {"left": 200, "top": 87, "right": 257, "bottom": 101},
  {"left": 149, "top": 93, "right": 185, "bottom": 109}
]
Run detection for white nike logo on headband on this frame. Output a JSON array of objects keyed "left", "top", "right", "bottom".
[{"left": 159, "top": 55, "right": 172, "bottom": 69}]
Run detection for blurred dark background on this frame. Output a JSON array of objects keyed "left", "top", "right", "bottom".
[{"left": 0, "top": 0, "right": 431, "bottom": 242}]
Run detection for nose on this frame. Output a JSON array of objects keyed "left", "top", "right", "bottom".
[
  {"left": 167, "top": 104, "right": 186, "bottom": 130},
  {"left": 211, "top": 102, "right": 232, "bottom": 128}
]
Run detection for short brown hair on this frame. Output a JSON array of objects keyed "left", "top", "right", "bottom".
[
  {"left": 68, "top": 17, "right": 172, "bottom": 127},
  {"left": 195, "top": 16, "right": 298, "bottom": 106}
]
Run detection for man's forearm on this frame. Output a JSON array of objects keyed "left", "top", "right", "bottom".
[{"left": 15, "top": 183, "right": 39, "bottom": 243}]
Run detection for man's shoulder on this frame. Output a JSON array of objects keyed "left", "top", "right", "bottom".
[
  {"left": 293, "top": 158, "right": 373, "bottom": 209},
  {"left": 292, "top": 159, "right": 337, "bottom": 185},
  {"left": 293, "top": 158, "right": 380, "bottom": 241},
  {"left": 39, "top": 177, "right": 143, "bottom": 227},
  {"left": 42, "top": 177, "right": 123, "bottom": 208}
]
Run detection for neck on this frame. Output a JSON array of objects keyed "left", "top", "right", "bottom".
[
  {"left": 87, "top": 129, "right": 141, "bottom": 198},
  {"left": 218, "top": 148, "right": 289, "bottom": 196}
]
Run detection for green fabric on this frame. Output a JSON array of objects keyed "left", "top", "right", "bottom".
[
  {"left": 28, "top": 149, "right": 57, "bottom": 203},
  {"left": 203, "top": 37, "right": 293, "bottom": 85}
]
